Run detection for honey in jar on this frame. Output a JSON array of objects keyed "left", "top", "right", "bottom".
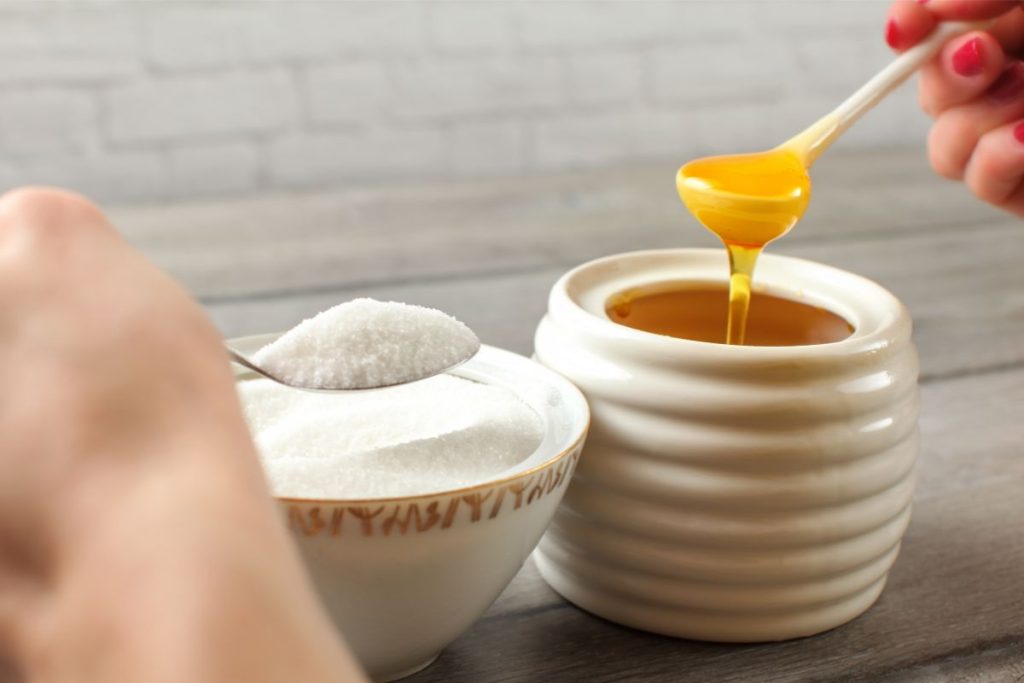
[{"left": 607, "top": 284, "right": 852, "bottom": 346}]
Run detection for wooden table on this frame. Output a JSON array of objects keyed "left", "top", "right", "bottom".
[{"left": 114, "top": 148, "right": 1024, "bottom": 682}]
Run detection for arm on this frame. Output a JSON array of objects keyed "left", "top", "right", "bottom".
[{"left": 0, "top": 187, "right": 367, "bottom": 683}]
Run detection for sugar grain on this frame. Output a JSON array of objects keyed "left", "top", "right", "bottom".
[
  {"left": 252, "top": 298, "right": 479, "bottom": 390},
  {"left": 238, "top": 375, "right": 545, "bottom": 498}
]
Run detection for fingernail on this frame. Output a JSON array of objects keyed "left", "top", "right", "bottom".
[
  {"left": 885, "top": 19, "right": 903, "bottom": 50},
  {"left": 916, "top": 0, "right": 929, "bottom": 4},
  {"left": 1014, "top": 121, "right": 1024, "bottom": 144},
  {"left": 952, "top": 38, "right": 984, "bottom": 77},
  {"left": 989, "top": 63, "right": 1024, "bottom": 103}
]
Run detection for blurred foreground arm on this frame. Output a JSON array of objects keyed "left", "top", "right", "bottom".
[{"left": 0, "top": 188, "right": 366, "bottom": 682}]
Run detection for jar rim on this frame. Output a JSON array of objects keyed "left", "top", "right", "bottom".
[{"left": 548, "top": 248, "right": 910, "bottom": 368}]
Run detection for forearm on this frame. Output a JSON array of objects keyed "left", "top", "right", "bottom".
[{"left": 14, "top": 448, "right": 366, "bottom": 683}]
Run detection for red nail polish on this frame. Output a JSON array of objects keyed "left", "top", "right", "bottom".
[
  {"left": 989, "top": 63, "right": 1024, "bottom": 103},
  {"left": 1014, "top": 121, "right": 1024, "bottom": 144},
  {"left": 952, "top": 38, "right": 984, "bottom": 77},
  {"left": 885, "top": 19, "right": 902, "bottom": 50}
]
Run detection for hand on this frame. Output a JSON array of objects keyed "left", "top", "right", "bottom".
[
  {"left": 885, "top": 0, "right": 1024, "bottom": 215},
  {"left": 0, "top": 188, "right": 365, "bottom": 682}
]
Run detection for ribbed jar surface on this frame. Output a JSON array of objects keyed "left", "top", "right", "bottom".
[{"left": 533, "top": 249, "right": 919, "bottom": 642}]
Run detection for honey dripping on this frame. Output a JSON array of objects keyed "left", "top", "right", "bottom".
[
  {"left": 676, "top": 144, "right": 815, "bottom": 345},
  {"left": 669, "top": 21, "right": 990, "bottom": 345}
]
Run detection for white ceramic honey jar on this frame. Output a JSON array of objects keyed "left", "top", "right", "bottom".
[{"left": 533, "top": 248, "right": 919, "bottom": 642}]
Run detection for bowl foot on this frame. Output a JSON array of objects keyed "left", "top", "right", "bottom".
[{"left": 377, "top": 653, "right": 440, "bottom": 682}]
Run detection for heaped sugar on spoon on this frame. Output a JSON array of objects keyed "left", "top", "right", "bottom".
[
  {"left": 677, "top": 20, "right": 988, "bottom": 346},
  {"left": 227, "top": 298, "right": 481, "bottom": 391}
]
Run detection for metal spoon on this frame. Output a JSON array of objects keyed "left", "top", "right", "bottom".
[{"left": 226, "top": 341, "right": 481, "bottom": 392}]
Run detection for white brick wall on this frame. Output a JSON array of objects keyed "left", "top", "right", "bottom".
[
  {"left": 0, "top": 0, "right": 930, "bottom": 203},
  {"left": 167, "top": 142, "right": 263, "bottom": 197},
  {"left": 0, "top": 89, "right": 97, "bottom": 155},
  {"left": 107, "top": 70, "right": 298, "bottom": 142}
]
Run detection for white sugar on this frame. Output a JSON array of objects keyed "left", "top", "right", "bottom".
[
  {"left": 238, "top": 374, "right": 545, "bottom": 499},
  {"left": 252, "top": 298, "right": 479, "bottom": 390},
  {"left": 239, "top": 298, "right": 541, "bottom": 497}
]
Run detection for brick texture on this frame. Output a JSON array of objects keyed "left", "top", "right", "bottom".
[
  {"left": 267, "top": 127, "right": 446, "bottom": 187},
  {"left": 167, "top": 142, "right": 262, "bottom": 197},
  {"left": 106, "top": 70, "right": 296, "bottom": 142},
  {"left": 0, "top": 0, "right": 922, "bottom": 203},
  {"left": 0, "top": 89, "right": 97, "bottom": 155},
  {"left": 303, "top": 62, "right": 395, "bottom": 125}
]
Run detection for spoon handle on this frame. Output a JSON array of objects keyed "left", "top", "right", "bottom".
[
  {"left": 226, "top": 345, "right": 272, "bottom": 379},
  {"left": 787, "top": 20, "right": 990, "bottom": 165}
]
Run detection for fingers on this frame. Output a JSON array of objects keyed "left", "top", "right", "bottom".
[
  {"left": 898, "top": 1, "right": 1024, "bottom": 214},
  {"left": 928, "top": 60, "right": 1024, "bottom": 179},
  {"left": 917, "top": 0, "right": 1021, "bottom": 22},
  {"left": 0, "top": 187, "right": 117, "bottom": 267},
  {"left": 918, "top": 31, "right": 1007, "bottom": 115},
  {"left": 963, "top": 118, "right": 1024, "bottom": 207},
  {"left": 886, "top": 1, "right": 1024, "bottom": 52},
  {"left": 994, "top": 176, "right": 1024, "bottom": 215},
  {"left": 886, "top": 2, "right": 937, "bottom": 51},
  {"left": 988, "top": 6, "right": 1024, "bottom": 54},
  {"left": 0, "top": 187, "right": 110, "bottom": 237}
]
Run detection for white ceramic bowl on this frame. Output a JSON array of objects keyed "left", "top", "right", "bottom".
[
  {"left": 533, "top": 248, "right": 919, "bottom": 642},
  {"left": 231, "top": 338, "right": 589, "bottom": 681}
]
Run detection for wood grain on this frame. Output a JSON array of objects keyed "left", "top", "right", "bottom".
[
  {"left": 208, "top": 219, "right": 1024, "bottom": 383},
  {"left": 410, "top": 485, "right": 1024, "bottom": 683},
  {"left": 109, "top": 147, "right": 1024, "bottom": 682},
  {"left": 110, "top": 148, "right": 1007, "bottom": 301}
]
